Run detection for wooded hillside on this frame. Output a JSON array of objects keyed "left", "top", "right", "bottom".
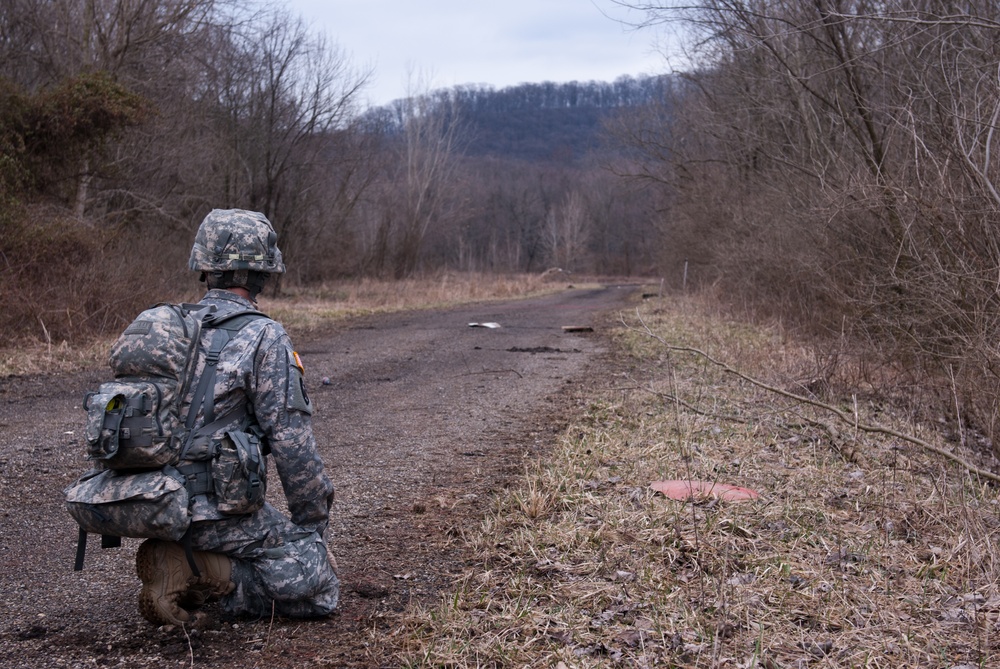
[{"left": 433, "top": 77, "right": 672, "bottom": 162}]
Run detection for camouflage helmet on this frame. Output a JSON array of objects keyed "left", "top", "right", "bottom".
[{"left": 189, "top": 209, "right": 285, "bottom": 274}]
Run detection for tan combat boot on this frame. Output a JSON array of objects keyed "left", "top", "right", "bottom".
[
  {"left": 135, "top": 539, "right": 235, "bottom": 626},
  {"left": 178, "top": 550, "right": 236, "bottom": 609}
]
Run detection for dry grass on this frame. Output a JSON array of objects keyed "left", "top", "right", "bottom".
[
  {"left": 0, "top": 272, "right": 565, "bottom": 377},
  {"left": 266, "top": 272, "right": 565, "bottom": 334},
  {"left": 0, "top": 337, "right": 114, "bottom": 377},
  {"left": 392, "top": 294, "right": 1000, "bottom": 668}
]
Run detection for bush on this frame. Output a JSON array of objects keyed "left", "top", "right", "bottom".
[{"left": 0, "top": 207, "right": 190, "bottom": 344}]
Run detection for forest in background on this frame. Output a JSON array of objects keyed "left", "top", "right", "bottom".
[
  {"left": 0, "top": 0, "right": 664, "bottom": 344},
  {"left": 6, "top": 1, "right": 1000, "bottom": 450}
]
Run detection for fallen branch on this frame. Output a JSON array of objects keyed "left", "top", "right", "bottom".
[
  {"left": 623, "top": 310, "right": 1000, "bottom": 484},
  {"left": 626, "top": 376, "right": 865, "bottom": 464},
  {"left": 620, "top": 376, "right": 752, "bottom": 425}
]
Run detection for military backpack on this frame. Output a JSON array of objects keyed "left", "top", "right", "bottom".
[{"left": 65, "top": 302, "right": 267, "bottom": 570}]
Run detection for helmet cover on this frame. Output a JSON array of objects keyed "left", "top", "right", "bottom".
[{"left": 189, "top": 209, "right": 285, "bottom": 274}]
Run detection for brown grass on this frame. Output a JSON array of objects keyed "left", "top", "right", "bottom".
[
  {"left": 266, "top": 273, "right": 564, "bottom": 334},
  {"left": 0, "top": 273, "right": 563, "bottom": 376},
  {"left": 391, "top": 294, "right": 1000, "bottom": 668}
]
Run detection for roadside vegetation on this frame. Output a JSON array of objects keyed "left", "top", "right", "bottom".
[
  {"left": 394, "top": 294, "right": 1000, "bottom": 668},
  {"left": 0, "top": 272, "right": 569, "bottom": 377}
]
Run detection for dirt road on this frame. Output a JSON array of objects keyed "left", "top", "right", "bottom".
[{"left": 0, "top": 284, "right": 640, "bottom": 668}]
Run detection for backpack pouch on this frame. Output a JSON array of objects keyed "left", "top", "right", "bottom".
[
  {"left": 84, "top": 381, "right": 179, "bottom": 469},
  {"left": 64, "top": 467, "right": 191, "bottom": 541},
  {"left": 212, "top": 430, "right": 267, "bottom": 515},
  {"left": 84, "top": 389, "right": 126, "bottom": 460}
]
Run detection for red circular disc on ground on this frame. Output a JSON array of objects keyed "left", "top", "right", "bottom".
[{"left": 650, "top": 480, "right": 759, "bottom": 501}]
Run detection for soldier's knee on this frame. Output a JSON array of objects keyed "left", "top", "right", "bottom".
[{"left": 262, "top": 534, "right": 337, "bottom": 602}]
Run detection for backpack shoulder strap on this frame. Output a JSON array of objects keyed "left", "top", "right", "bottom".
[
  {"left": 178, "top": 310, "right": 266, "bottom": 460},
  {"left": 204, "top": 309, "right": 266, "bottom": 331}
]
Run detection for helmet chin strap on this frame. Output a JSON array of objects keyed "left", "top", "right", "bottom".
[
  {"left": 202, "top": 270, "right": 269, "bottom": 299},
  {"left": 245, "top": 271, "right": 268, "bottom": 299}
]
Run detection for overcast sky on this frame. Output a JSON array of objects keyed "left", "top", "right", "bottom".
[{"left": 283, "top": 0, "right": 669, "bottom": 107}]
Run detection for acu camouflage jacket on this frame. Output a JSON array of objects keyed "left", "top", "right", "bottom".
[{"left": 183, "top": 289, "right": 334, "bottom": 532}]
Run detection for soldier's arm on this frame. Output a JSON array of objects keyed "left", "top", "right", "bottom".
[{"left": 251, "top": 332, "right": 335, "bottom": 533}]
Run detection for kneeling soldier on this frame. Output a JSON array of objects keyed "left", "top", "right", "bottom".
[{"left": 137, "top": 209, "right": 339, "bottom": 624}]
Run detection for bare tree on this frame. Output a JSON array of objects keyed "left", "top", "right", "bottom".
[
  {"left": 543, "top": 191, "right": 590, "bottom": 271},
  {"left": 195, "top": 8, "right": 373, "bottom": 277},
  {"left": 0, "top": 0, "right": 216, "bottom": 87},
  {"left": 363, "top": 85, "right": 465, "bottom": 278},
  {"left": 613, "top": 0, "right": 1000, "bottom": 439},
  {"left": 0, "top": 0, "right": 218, "bottom": 220}
]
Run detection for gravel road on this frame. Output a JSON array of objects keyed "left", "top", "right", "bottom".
[{"left": 0, "top": 284, "right": 640, "bottom": 668}]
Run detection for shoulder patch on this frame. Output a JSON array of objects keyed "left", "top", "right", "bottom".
[{"left": 286, "top": 349, "right": 313, "bottom": 415}]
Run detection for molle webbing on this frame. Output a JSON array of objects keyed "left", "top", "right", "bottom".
[
  {"left": 179, "top": 311, "right": 263, "bottom": 461},
  {"left": 175, "top": 460, "right": 214, "bottom": 496}
]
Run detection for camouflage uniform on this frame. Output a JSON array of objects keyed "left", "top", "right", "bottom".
[{"left": 181, "top": 288, "right": 338, "bottom": 618}]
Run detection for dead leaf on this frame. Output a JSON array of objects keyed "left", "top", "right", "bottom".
[
  {"left": 798, "top": 640, "right": 834, "bottom": 657},
  {"left": 551, "top": 632, "right": 574, "bottom": 646},
  {"left": 614, "top": 630, "right": 647, "bottom": 647}
]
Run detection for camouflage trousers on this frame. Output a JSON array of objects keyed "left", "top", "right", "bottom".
[{"left": 187, "top": 503, "right": 339, "bottom": 619}]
